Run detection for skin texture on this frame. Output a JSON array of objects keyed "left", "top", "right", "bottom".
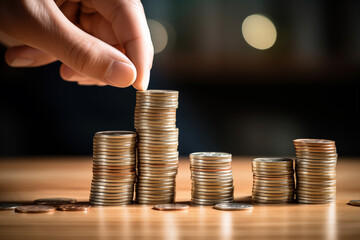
[{"left": 0, "top": 0, "right": 154, "bottom": 90}]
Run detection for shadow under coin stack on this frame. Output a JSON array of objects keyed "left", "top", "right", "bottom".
[
  {"left": 252, "top": 158, "right": 295, "bottom": 204},
  {"left": 293, "top": 139, "right": 337, "bottom": 204},
  {"left": 90, "top": 131, "right": 137, "bottom": 206},
  {"left": 135, "top": 90, "right": 179, "bottom": 204},
  {"left": 190, "top": 152, "right": 234, "bottom": 205}
]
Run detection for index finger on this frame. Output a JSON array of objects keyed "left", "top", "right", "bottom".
[{"left": 92, "top": 0, "right": 154, "bottom": 90}]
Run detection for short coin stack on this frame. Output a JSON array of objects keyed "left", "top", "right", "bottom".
[
  {"left": 252, "top": 158, "right": 295, "bottom": 204},
  {"left": 135, "top": 90, "right": 179, "bottom": 204},
  {"left": 190, "top": 152, "right": 234, "bottom": 205},
  {"left": 90, "top": 131, "right": 137, "bottom": 206},
  {"left": 294, "top": 139, "right": 337, "bottom": 204}
]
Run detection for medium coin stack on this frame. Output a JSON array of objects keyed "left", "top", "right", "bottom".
[
  {"left": 190, "top": 152, "right": 234, "bottom": 205},
  {"left": 89, "top": 131, "right": 137, "bottom": 206},
  {"left": 294, "top": 139, "right": 337, "bottom": 204},
  {"left": 252, "top": 158, "right": 295, "bottom": 204},
  {"left": 135, "top": 90, "right": 179, "bottom": 204}
]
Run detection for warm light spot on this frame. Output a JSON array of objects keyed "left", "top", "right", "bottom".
[
  {"left": 242, "top": 14, "right": 277, "bottom": 50},
  {"left": 147, "top": 19, "right": 168, "bottom": 54}
]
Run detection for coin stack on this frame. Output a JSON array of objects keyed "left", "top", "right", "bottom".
[
  {"left": 252, "top": 158, "right": 295, "bottom": 204},
  {"left": 293, "top": 139, "right": 337, "bottom": 204},
  {"left": 89, "top": 131, "right": 137, "bottom": 206},
  {"left": 135, "top": 90, "right": 179, "bottom": 204},
  {"left": 190, "top": 152, "right": 234, "bottom": 205}
]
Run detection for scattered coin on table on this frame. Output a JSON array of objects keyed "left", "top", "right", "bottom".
[
  {"left": 57, "top": 204, "right": 91, "bottom": 211},
  {"left": 153, "top": 203, "right": 190, "bottom": 211},
  {"left": 15, "top": 205, "right": 55, "bottom": 213},
  {"left": 34, "top": 198, "right": 77, "bottom": 205},
  {"left": 0, "top": 202, "right": 23, "bottom": 210},
  {"left": 214, "top": 203, "right": 253, "bottom": 211},
  {"left": 348, "top": 200, "right": 360, "bottom": 206}
]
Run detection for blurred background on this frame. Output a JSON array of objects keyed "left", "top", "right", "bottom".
[{"left": 0, "top": 0, "right": 359, "bottom": 157}]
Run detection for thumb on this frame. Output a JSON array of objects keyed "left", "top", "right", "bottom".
[
  {"left": 53, "top": 28, "right": 137, "bottom": 87},
  {"left": 2, "top": 1, "right": 136, "bottom": 87}
]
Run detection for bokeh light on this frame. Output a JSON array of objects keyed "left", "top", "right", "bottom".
[
  {"left": 242, "top": 14, "right": 277, "bottom": 50},
  {"left": 147, "top": 19, "right": 168, "bottom": 54}
]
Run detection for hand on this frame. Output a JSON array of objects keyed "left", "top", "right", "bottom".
[{"left": 0, "top": 0, "right": 154, "bottom": 90}]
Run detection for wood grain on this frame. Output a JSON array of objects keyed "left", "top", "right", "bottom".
[{"left": 0, "top": 157, "right": 359, "bottom": 240}]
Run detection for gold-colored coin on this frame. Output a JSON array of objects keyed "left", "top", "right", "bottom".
[
  {"left": 15, "top": 205, "right": 55, "bottom": 213},
  {"left": 57, "top": 204, "right": 91, "bottom": 211}
]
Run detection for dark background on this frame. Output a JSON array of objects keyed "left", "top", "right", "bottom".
[{"left": 0, "top": 0, "right": 359, "bottom": 157}]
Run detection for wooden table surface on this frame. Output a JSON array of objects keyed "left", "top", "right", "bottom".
[{"left": 0, "top": 157, "right": 359, "bottom": 240}]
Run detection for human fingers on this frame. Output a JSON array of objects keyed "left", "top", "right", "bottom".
[
  {"left": 91, "top": 0, "right": 154, "bottom": 90},
  {"left": 0, "top": 0, "right": 136, "bottom": 88},
  {"left": 60, "top": 64, "right": 108, "bottom": 86},
  {"left": 5, "top": 45, "right": 57, "bottom": 67}
]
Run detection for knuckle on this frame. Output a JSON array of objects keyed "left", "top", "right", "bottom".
[
  {"left": 109, "top": 0, "right": 144, "bottom": 22},
  {"left": 125, "top": 0, "right": 144, "bottom": 11},
  {"left": 66, "top": 41, "right": 96, "bottom": 74}
]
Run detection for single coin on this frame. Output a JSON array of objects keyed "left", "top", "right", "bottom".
[
  {"left": 153, "top": 203, "right": 189, "bottom": 211},
  {"left": 253, "top": 158, "right": 293, "bottom": 163},
  {"left": 15, "top": 205, "right": 55, "bottom": 213},
  {"left": 57, "top": 204, "right": 91, "bottom": 211},
  {"left": 214, "top": 203, "right": 253, "bottom": 211},
  {"left": 348, "top": 200, "right": 360, "bottom": 206},
  {"left": 190, "top": 152, "right": 232, "bottom": 159},
  {"left": 0, "top": 202, "right": 23, "bottom": 210},
  {"left": 293, "top": 138, "right": 335, "bottom": 145},
  {"left": 34, "top": 198, "right": 77, "bottom": 205},
  {"left": 95, "top": 131, "right": 136, "bottom": 138}
]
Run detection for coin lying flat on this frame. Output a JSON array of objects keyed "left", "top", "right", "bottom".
[
  {"left": 15, "top": 205, "right": 55, "bottom": 213},
  {"left": 0, "top": 202, "right": 23, "bottom": 210},
  {"left": 348, "top": 200, "right": 360, "bottom": 206},
  {"left": 34, "top": 198, "right": 77, "bottom": 205},
  {"left": 153, "top": 203, "right": 190, "bottom": 211},
  {"left": 214, "top": 203, "right": 253, "bottom": 211},
  {"left": 57, "top": 204, "right": 91, "bottom": 211}
]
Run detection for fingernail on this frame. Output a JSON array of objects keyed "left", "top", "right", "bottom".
[
  {"left": 10, "top": 58, "right": 34, "bottom": 67},
  {"left": 105, "top": 61, "right": 136, "bottom": 87},
  {"left": 62, "top": 65, "right": 74, "bottom": 79},
  {"left": 141, "top": 70, "right": 150, "bottom": 90}
]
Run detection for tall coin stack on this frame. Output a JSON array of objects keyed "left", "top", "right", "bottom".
[
  {"left": 252, "top": 158, "right": 295, "bottom": 204},
  {"left": 135, "top": 90, "right": 179, "bottom": 204},
  {"left": 90, "top": 131, "right": 137, "bottom": 206},
  {"left": 190, "top": 152, "right": 234, "bottom": 205},
  {"left": 293, "top": 139, "right": 337, "bottom": 204}
]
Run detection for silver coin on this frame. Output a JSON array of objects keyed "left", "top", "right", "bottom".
[
  {"left": 153, "top": 203, "right": 189, "bottom": 211},
  {"left": 34, "top": 198, "right": 76, "bottom": 205},
  {"left": 190, "top": 152, "right": 231, "bottom": 159},
  {"left": 348, "top": 200, "right": 360, "bottom": 206},
  {"left": 95, "top": 131, "right": 136, "bottom": 138},
  {"left": 214, "top": 203, "right": 253, "bottom": 211},
  {"left": 253, "top": 158, "right": 293, "bottom": 163},
  {"left": 0, "top": 202, "right": 23, "bottom": 210}
]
